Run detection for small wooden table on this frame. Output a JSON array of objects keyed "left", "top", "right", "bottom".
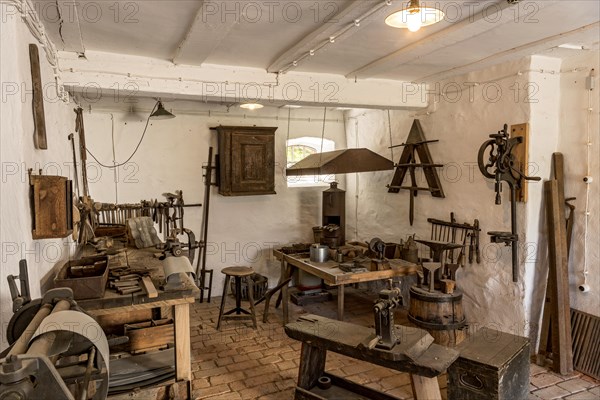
[
  {"left": 77, "top": 248, "right": 199, "bottom": 399},
  {"left": 273, "top": 249, "right": 419, "bottom": 322},
  {"left": 285, "top": 314, "right": 459, "bottom": 400}
]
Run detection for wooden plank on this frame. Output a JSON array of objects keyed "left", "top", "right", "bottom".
[
  {"left": 297, "top": 343, "right": 327, "bottom": 389},
  {"left": 410, "top": 374, "right": 442, "bottom": 400},
  {"left": 141, "top": 276, "right": 158, "bottom": 298},
  {"left": 510, "top": 124, "right": 529, "bottom": 202},
  {"left": 544, "top": 180, "right": 573, "bottom": 374},
  {"left": 173, "top": 302, "right": 191, "bottom": 382},
  {"left": 124, "top": 319, "right": 174, "bottom": 354},
  {"left": 29, "top": 44, "right": 47, "bottom": 149}
]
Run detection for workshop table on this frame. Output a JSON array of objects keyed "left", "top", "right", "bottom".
[
  {"left": 273, "top": 249, "right": 419, "bottom": 323},
  {"left": 77, "top": 247, "right": 199, "bottom": 399},
  {"left": 285, "top": 314, "right": 458, "bottom": 400}
]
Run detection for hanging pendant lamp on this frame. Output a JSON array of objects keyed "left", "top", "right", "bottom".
[
  {"left": 150, "top": 101, "right": 176, "bottom": 120},
  {"left": 385, "top": 0, "right": 445, "bottom": 32},
  {"left": 286, "top": 108, "right": 394, "bottom": 176}
]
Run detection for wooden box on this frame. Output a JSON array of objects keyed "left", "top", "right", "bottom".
[
  {"left": 212, "top": 126, "right": 277, "bottom": 196},
  {"left": 448, "top": 328, "right": 530, "bottom": 400},
  {"left": 124, "top": 318, "right": 174, "bottom": 354},
  {"left": 29, "top": 173, "right": 73, "bottom": 239},
  {"left": 54, "top": 255, "right": 109, "bottom": 300}
]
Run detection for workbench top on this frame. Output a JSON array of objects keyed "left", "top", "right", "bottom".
[
  {"left": 273, "top": 249, "right": 419, "bottom": 286},
  {"left": 76, "top": 246, "right": 199, "bottom": 313}
]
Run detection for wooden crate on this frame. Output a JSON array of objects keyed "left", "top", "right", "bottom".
[
  {"left": 124, "top": 319, "right": 174, "bottom": 354},
  {"left": 30, "top": 173, "right": 73, "bottom": 239},
  {"left": 448, "top": 328, "right": 530, "bottom": 400}
]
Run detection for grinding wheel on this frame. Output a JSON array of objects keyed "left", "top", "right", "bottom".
[{"left": 6, "top": 298, "right": 41, "bottom": 344}]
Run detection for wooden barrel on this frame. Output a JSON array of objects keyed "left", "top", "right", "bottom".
[{"left": 408, "top": 285, "right": 467, "bottom": 347}]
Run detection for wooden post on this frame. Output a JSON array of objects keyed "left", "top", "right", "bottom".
[
  {"left": 544, "top": 180, "right": 573, "bottom": 374},
  {"left": 174, "top": 303, "right": 191, "bottom": 382},
  {"left": 297, "top": 343, "right": 327, "bottom": 389},
  {"left": 337, "top": 284, "right": 345, "bottom": 321},
  {"left": 410, "top": 374, "right": 442, "bottom": 400}
]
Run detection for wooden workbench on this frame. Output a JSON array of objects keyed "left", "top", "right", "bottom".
[
  {"left": 286, "top": 314, "right": 458, "bottom": 400},
  {"left": 76, "top": 247, "right": 199, "bottom": 399},
  {"left": 273, "top": 249, "right": 418, "bottom": 322}
]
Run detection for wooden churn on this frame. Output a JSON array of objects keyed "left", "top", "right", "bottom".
[{"left": 408, "top": 285, "right": 467, "bottom": 347}]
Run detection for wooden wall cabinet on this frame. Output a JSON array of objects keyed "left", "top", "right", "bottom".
[
  {"left": 29, "top": 172, "right": 73, "bottom": 239},
  {"left": 212, "top": 126, "right": 277, "bottom": 196}
]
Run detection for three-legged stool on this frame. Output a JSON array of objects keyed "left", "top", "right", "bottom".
[{"left": 216, "top": 266, "right": 258, "bottom": 330}]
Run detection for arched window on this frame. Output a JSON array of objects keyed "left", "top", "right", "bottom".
[{"left": 286, "top": 137, "right": 335, "bottom": 187}]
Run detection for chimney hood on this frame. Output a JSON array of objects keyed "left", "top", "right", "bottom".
[{"left": 286, "top": 148, "right": 394, "bottom": 176}]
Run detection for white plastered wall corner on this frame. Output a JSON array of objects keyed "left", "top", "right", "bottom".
[{"left": 0, "top": 5, "right": 76, "bottom": 348}]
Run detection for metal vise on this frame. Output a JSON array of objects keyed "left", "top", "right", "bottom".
[{"left": 372, "top": 280, "right": 403, "bottom": 350}]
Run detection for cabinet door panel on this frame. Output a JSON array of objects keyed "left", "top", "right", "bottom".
[{"left": 214, "top": 126, "right": 277, "bottom": 196}]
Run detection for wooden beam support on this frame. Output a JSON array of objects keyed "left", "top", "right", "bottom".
[{"left": 59, "top": 51, "right": 428, "bottom": 110}]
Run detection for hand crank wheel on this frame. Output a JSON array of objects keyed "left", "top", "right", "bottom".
[{"left": 477, "top": 139, "right": 497, "bottom": 179}]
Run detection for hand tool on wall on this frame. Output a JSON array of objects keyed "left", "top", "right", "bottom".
[
  {"left": 29, "top": 44, "right": 47, "bottom": 149},
  {"left": 478, "top": 124, "right": 541, "bottom": 282},
  {"left": 68, "top": 134, "right": 81, "bottom": 198},
  {"left": 387, "top": 120, "right": 445, "bottom": 226},
  {"left": 468, "top": 232, "right": 474, "bottom": 264},
  {"left": 427, "top": 213, "right": 481, "bottom": 265},
  {"left": 196, "top": 147, "right": 216, "bottom": 303}
]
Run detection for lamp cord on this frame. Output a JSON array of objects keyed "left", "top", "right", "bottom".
[{"left": 85, "top": 102, "right": 158, "bottom": 169}]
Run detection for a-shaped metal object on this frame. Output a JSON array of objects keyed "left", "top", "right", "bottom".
[
  {"left": 478, "top": 124, "right": 540, "bottom": 282},
  {"left": 372, "top": 280, "right": 403, "bottom": 350}
]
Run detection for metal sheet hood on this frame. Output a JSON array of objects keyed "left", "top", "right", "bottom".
[{"left": 286, "top": 148, "right": 394, "bottom": 176}]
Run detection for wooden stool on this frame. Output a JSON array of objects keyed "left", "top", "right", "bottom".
[{"left": 216, "top": 266, "right": 258, "bottom": 330}]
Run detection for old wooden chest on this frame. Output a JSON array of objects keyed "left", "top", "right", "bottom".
[{"left": 448, "top": 327, "right": 530, "bottom": 400}]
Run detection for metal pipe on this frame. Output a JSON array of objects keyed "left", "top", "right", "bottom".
[
  {"left": 8, "top": 303, "right": 53, "bottom": 356},
  {"left": 25, "top": 300, "right": 72, "bottom": 356},
  {"left": 511, "top": 186, "right": 518, "bottom": 283}
]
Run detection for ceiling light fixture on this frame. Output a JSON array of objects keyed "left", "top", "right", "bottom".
[
  {"left": 385, "top": 0, "right": 445, "bottom": 32},
  {"left": 558, "top": 43, "right": 586, "bottom": 50},
  {"left": 150, "top": 101, "right": 176, "bottom": 120},
  {"left": 240, "top": 103, "right": 264, "bottom": 110}
]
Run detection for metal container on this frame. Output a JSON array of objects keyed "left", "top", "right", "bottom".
[{"left": 309, "top": 244, "right": 329, "bottom": 263}]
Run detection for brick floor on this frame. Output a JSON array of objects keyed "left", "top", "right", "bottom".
[{"left": 190, "top": 287, "right": 600, "bottom": 400}]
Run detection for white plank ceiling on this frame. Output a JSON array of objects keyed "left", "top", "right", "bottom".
[{"left": 38, "top": 0, "right": 599, "bottom": 83}]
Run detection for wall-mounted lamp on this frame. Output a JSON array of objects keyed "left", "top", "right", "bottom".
[
  {"left": 150, "top": 101, "right": 176, "bottom": 119},
  {"left": 385, "top": 0, "right": 445, "bottom": 32}
]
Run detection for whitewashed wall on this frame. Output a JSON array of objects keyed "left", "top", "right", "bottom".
[
  {"left": 0, "top": 10, "right": 75, "bottom": 348},
  {"left": 81, "top": 104, "right": 347, "bottom": 296},
  {"left": 343, "top": 55, "right": 584, "bottom": 342},
  {"left": 559, "top": 51, "right": 600, "bottom": 316}
]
